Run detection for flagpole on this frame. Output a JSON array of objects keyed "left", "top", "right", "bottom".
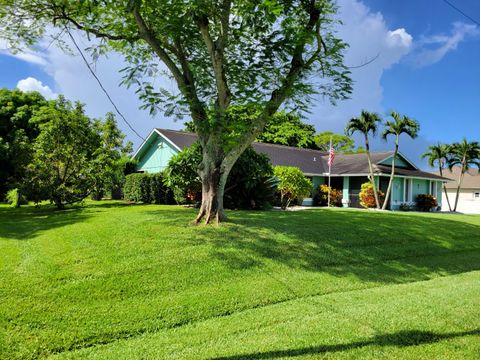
[{"left": 327, "top": 136, "right": 332, "bottom": 207}]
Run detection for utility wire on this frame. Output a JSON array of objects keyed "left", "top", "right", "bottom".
[
  {"left": 441, "top": 0, "right": 480, "bottom": 27},
  {"left": 65, "top": 27, "right": 145, "bottom": 141}
]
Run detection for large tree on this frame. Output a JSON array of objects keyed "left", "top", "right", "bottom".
[
  {"left": 421, "top": 143, "right": 453, "bottom": 211},
  {"left": 0, "top": 88, "right": 47, "bottom": 198},
  {"left": 0, "top": 0, "right": 352, "bottom": 223},
  {"left": 345, "top": 110, "right": 382, "bottom": 209},
  {"left": 381, "top": 111, "right": 419, "bottom": 210},
  {"left": 314, "top": 131, "right": 356, "bottom": 152},
  {"left": 448, "top": 139, "right": 480, "bottom": 212}
]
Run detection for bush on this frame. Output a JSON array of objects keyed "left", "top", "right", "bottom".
[
  {"left": 6, "top": 188, "right": 27, "bottom": 208},
  {"left": 359, "top": 182, "right": 385, "bottom": 208},
  {"left": 313, "top": 184, "right": 342, "bottom": 207},
  {"left": 165, "top": 143, "right": 276, "bottom": 209},
  {"left": 416, "top": 194, "right": 438, "bottom": 212},
  {"left": 123, "top": 172, "right": 173, "bottom": 204},
  {"left": 273, "top": 166, "right": 312, "bottom": 209}
]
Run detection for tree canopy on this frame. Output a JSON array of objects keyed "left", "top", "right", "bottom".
[{"left": 0, "top": 0, "right": 352, "bottom": 222}]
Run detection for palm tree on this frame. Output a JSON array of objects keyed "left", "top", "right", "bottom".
[
  {"left": 422, "top": 143, "right": 453, "bottom": 211},
  {"left": 381, "top": 112, "right": 420, "bottom": 210},
  {"left": 449, "top": 139, "right": 480, "bottom": 212},
  {"left": 345, "top": 110, "right": 383, "bottom": 209}
]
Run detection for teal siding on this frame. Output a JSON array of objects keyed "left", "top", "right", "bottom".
[
  {"left": 136, "top": 136, "right": 179, "bottom": 173},
  {"left": 412, "top": 179, "right": 429, "bottom": 200},
  {"left": 342, "top": 177, "right": 350, "bottom": 207},
  {"left": 390, "top": 177, "right": 404, "bottom": 210},
  {"left": 436, "top": 181, "right": 443, "bottom": 206},
  {"left": 312, "top": 176, "right": 324, "bottom": 192},
  {"left": 379, "top": 155, "right": 411, "bottom": 168}
]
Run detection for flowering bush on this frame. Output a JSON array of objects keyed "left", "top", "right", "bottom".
[
  {"left": 359, "top": 182, "right": 385, "bottom": 208},
  {"left": 416, "top": 194, "right": 438, "bottom": 212},
  {"left": 313, "top": 184, "right": 342, "bottom": 207}
]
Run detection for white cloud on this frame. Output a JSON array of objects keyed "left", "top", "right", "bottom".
[
  {"left": 308, "top": 0, "right": 413, "bottom": 134},
  {"left": 0, "top": 39, "right": 48, "bottom": 66},
  {"left": 16, "top": 77, "right": 57, "bottom": 99},
  {"left": 411, "top": 22, "right": 479, "bottom": 67}
]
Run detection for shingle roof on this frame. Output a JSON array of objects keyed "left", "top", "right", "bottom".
[
  {"left": 153, "top": 128, "right": 449, "bottom": 181},
  {"left": 157, "top": 128, "right": 328, "bottom": 174},
  {"left": 431, "top": 167, "right": 480, "bottom": 189}
]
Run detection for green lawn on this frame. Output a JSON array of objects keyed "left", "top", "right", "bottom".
[{"left": 0, "top": 202, "right": 479, "bottom": 359}]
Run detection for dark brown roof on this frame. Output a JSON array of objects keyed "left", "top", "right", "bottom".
[
  {"left": 432, "top": 167, "right": 480, "bottom": 189},
  {"left": 157, "top": 128, "right": 328, "bottom": 174},
  {"left": 153, "top": 129, "right": 449, "bottom": 180}
]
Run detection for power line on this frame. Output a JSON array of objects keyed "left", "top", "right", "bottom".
[
  {"left": 64, "top": 27, "right": 145, "bottom": 141},
  {"left": 441, "top": 0, "right": 480, "bottom": 27}
]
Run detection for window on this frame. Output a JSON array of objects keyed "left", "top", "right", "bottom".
[
  {"left": 474, "top": 192, "right": 480, "bottom": 200},
  {"left": 430, "top": 181, "right": 437, "bottom": 198},
  {"left": 405, "top": 179, "right": 411, "bottom": 202}
]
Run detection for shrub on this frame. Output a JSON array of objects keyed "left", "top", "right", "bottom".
[
  {"left": 359, "top": 182, "right": 385, "bottom": 208},
  {"left": 123, "top": 172, "right": 173, "bottom": 204},
  {"left": 273, "top": 166, "right": 312, "bottom": 209},
  {"left": 313, "top": 184, "right": 342, "bottom": 207},
  {"left": 165, "top": 143, "right": 276, "bottom": 209},
  {"left": 416, "top": 194, "right": 438, "bottom": 212},
  {"left": 6, "top": 188, "right": 27, "bottom": 208}
]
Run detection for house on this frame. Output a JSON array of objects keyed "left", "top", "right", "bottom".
[
  {"left": 432, "top": 167, "right": 480, "bottom": 214},
  {"left": 133, "top": 128, "right": 447, "bottom": 210}
]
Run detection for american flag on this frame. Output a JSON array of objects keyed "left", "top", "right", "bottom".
[{"left": 328, "top": 144, "right": 335, "bottom": 169}]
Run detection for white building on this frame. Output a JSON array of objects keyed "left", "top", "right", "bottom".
[{"left": 434, "top": 167, "right": 480, "bottom": 214}]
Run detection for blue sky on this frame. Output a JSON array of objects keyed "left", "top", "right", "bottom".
[{"left": 0, "top": 0, "right": 479, "bottom": 168}]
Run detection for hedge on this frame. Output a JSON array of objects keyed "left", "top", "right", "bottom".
[{"left": 123, "top": 172, "right": 174, "bottom": 204}]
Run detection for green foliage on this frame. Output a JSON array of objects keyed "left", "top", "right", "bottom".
[
  {"left": 123, "top": 173, "right": 174, "bottom": 204},
  {"left": 164, "top": 143, "right": 202, "bottom": 204},
  {"left": 359, "top": 182, "right": 385, "bottom": 209},
  {"left": 165, "top": 143, "right": 275, "bottom": 209},
  {"left": 27, "top": 97, "right": 100, "bottom": 209},
  {"left": 314, "top": 131, "right": 355, "bottom": 153},
  {"left": 345, "top": 110, "right": 383, "bottom": 139},
  {"left": 0, "top": 88, "right": 47, "bottom": 198},
  {"left": 382, "top": 112, "right": 420, "bottom": 142},
  {"left": 273, "top": 166, "right": 312, "bottom": 209},
  {"left": 256, "top": 112, "right": 317, "bottom": 148},
  {"left": 416, "top": 194, "right": 438, "bottom": 212},
  {"left": 313, "top": 184, "right": 342, "bottom": 207},
  {"left": 6, "top": 188, "right": 26, "bottom": 207}
]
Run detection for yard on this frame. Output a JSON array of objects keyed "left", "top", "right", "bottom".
[{"left": 0, "top": 202, "right": 479, "bottom": 359}]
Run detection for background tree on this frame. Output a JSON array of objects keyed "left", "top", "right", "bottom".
[
  {"left": 448, "top": 139, "right": 480, "bottom": 212},
  {"left": 381, "top": 111, "right": 419, "bottom": 210},
  {"left": 314, "top": 131, "right": 356, "bottom": 152},
  {"left": 0, "top": 88, "right": 47, "bottom": 199},
  {"left": 27, "top": 97, "right": 100, "bottom": 209},
  {"left": 422, "top": 143, "right": 453, "bottom": 211},
  {"left": 256, "top": 112, "right": 317, "bottom": 149},
  {"left": 273, "top": 166, "right": 312, "bottom": 209},
  {"left": 91, "top": 113, "right": 133, "bottom": 200},
  {"left": 345, "top": 110, "right": 382, "bottom": 209},
  {"left": 0, "top": 0, "right": 352, "bottom": 223}
]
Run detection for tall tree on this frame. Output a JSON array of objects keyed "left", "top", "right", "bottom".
[
  {"left": 0, "top": 88, "right": 47, "bottom": 198},
  {"left": 345, "top": 110, "right": 382, "bottom": 209},
  {"left": 0, "top": 0, "right": 352, "bottom": 223},
  {"left": 448, "top": 139, "right": 480, "bottom": 212},
  {"left": 422, "top": 143, "right": 453, "bottom": 211},
  {"left": 381, "top": 111, "right": 419, "bottom": 210},
  {"left": 314, "top": 131, "right": 355, "bottom": 152}
]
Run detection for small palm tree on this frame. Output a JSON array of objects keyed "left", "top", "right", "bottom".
[
  {"left": 381, "top": 112, "right": 420, "bottom": 210},
  {"left": 449, "top": 139, "right": 480, "bottom": 212},
  {"left": 422, "top": 143, "right": 453, "bottom": 211},
  {"left": 345, "top": 110, "right": 383, "bottom": 209}
]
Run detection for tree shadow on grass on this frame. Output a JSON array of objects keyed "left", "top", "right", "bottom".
[
  {"left": 211, "top": 328, "right": 480, "bottom": 359},
  {"left": 199, "top": 209, "right": 480, "bottom": 284},
  {"left": 0, "top": 205, "right": 91, "bottom": 240}
]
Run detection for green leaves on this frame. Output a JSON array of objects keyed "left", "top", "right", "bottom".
[{"left": 273, "top": 165, "right": 312, "bottom": 209}]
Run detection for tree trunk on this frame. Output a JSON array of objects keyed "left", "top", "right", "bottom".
[
  {"left": 382, "top": 139, "right": 398, "bottom": 210},
  {"left": 365, "top": 136, "right": 380, "bottom": 209},
  {"left": 439, "top": 167, "right": 452, "bottom": 212},
  {"left": 453, "top": 162, "right": 466, "bottom": 212}
]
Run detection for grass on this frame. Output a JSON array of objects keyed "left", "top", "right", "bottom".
[{"left": 0, "top": 201, "right": 479, "bottom": 359}]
